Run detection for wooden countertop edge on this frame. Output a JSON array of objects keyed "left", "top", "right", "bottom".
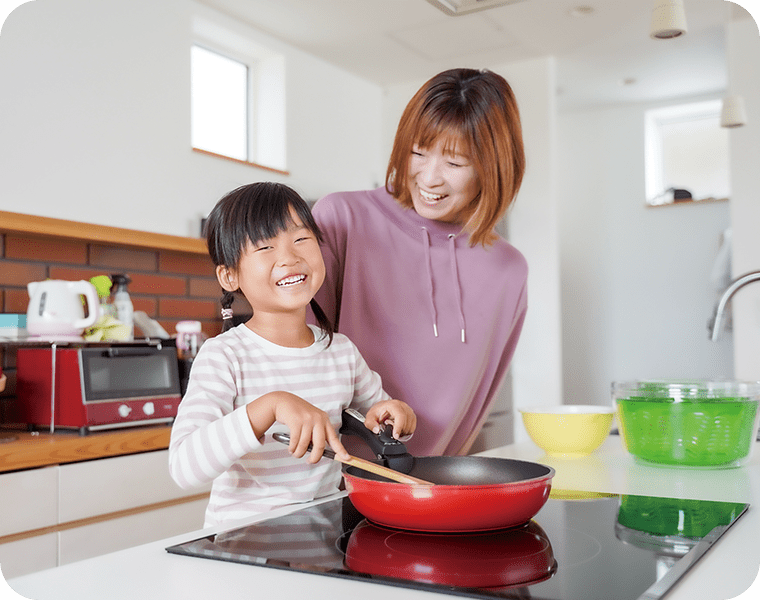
[
  {"left": 0, "top": 426, "right": 172, "bottom": 473},
  {"left": 0, "top": 210, "right": 207, "bottom": 255}
]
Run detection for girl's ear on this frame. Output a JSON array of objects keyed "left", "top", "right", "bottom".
[{"left": 216, "top": 265, "right": 238, "bottom": 292}]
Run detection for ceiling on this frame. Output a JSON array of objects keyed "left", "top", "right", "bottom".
[{"left": 197, "top": 0, "right": 751, "bottom": 109}]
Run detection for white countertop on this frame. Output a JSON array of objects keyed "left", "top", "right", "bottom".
[{"left": 6, "top": 435, "right": 760, "bottom": 600}]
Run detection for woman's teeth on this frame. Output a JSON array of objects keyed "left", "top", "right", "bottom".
[
  {"left": 277, "top": 274, "right": 306, "bottom": 287},
  {"left": 420, "top": 189, "right": 444, "bottom": 202}
]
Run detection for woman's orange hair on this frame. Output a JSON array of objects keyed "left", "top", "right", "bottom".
[{"left": 386, "top": 68, "right": 525, "bottom": 246}]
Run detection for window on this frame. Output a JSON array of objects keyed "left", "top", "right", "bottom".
[
  {"left": 191, "top": 10, "right": 287, "bottom": 172},
  {"left": 191, "top": 45, "right": 249, "bottom": 162},
  {"left": 645, "top": 100, "right": 730, "bottom": 206}
]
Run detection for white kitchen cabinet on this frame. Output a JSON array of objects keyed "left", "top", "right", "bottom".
[
  {"left": 0, "top": 450, "right": 209, "bottom": 579},
  {"left": 58, "top": 450, "right": 205, "bottom": 522},
  {"left": 0, "top": 534, "right": 57, "bottom": 580},
  {"left": 0, "top": 466, "right": 57, "bottom": 537},
  {"left": 59, "top": 497, "right": 207, "bottom": 565}
]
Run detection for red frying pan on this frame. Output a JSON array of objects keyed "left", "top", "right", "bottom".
[{"left": 338, "top": 409, "right": 555, "bottom": 532}]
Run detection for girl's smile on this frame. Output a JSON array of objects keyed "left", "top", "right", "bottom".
[{"left": 276, "top": 274, "right": 307, "bottom": 287}]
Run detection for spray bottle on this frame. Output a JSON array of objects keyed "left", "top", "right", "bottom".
[{"left": 111, "top": 274, "right": 134, "bottom": 340}]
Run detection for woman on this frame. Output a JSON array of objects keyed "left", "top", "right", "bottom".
[{"left": 312, "top": 68, "right": 527, "bottom": 456}]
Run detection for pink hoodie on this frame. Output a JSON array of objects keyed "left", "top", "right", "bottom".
[{"left": 312, "top": 187, "right": 528, "bottom": 456}]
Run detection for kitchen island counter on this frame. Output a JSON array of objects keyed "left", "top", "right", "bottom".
[{"left": 7, "top": 436, "right": 760, "bottom": 600}]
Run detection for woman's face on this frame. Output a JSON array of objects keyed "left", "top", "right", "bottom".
[{"left": 407, "top": 137, "right": 481, "bottom": 224}]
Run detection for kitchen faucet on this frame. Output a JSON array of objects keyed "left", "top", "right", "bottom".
[{"left": 709, "top": 270, "right": 760, "bottom": 341}]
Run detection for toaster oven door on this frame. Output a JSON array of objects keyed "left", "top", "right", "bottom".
[{"left": 79, "top": 345, "right": 182, "bottom": 429}]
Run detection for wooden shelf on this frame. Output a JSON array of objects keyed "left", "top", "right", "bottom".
[
  {"left": 0, "top": 426, "right": 171, "bottom": 473},
  {"left": 0, "top": 210, "right": 207, "bottom": 255}
]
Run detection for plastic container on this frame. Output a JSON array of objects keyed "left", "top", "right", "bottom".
[
  {"left": 612, "top": 380, "right": 760, "bottom": 468},
  {"left": 519, "top": 405, "right": 615, "bottom": 457},
  {"left": 176, "top": 320, "right": 205, "bottom": 360},
  {"left": 176, "top": 320, "right": 206, "bottom": 396}
]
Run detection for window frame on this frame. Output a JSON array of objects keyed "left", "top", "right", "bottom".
[{"left": 191, "top": 9, "right": 288, "bottom": 174}]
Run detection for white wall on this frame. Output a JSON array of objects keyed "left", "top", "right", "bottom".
[
  {"left": 558, "top": 100, "right": 734, "bottom": 407},
  {"left": 727, "top": 16, "right": 760, "bottom": 379},
  {"left": 0, "top": 0, "right": 382, "bottom": 237}
]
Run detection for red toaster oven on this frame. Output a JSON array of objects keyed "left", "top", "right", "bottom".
[{"left": 16, "top": 343, "right": 182, "bottom": 434}]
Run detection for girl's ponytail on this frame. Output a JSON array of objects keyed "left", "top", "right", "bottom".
[
  {"left": 309, "top": 299, "right": 334, "bottom": 346},
  {"left": 220, "top": 290, "right": 236, "bottom": 332}
]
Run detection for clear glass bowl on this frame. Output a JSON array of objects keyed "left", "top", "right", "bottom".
[{"left": 612, "top": 380, "right": 760, "bottom": 468}]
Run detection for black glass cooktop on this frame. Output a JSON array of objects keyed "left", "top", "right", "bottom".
[{"left": 166, "top": 492, "right": 747, "bottom": 600}]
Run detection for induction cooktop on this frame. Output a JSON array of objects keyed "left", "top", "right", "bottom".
[{"left": 166, "top": 492, "right": 748, "bottom": 600}]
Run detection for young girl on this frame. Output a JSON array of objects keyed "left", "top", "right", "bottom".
[{"left": 168, "top": 182, "right": 416, "bottom": 528}]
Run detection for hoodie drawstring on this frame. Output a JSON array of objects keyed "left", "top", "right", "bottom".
[
  {"left": 448, "top": 234, "right": 467, "bottom": 343},
  {"left": 421, "top": 227, "right": 438, "bottom": 337},
  {"left": 420, "top": 228, "right": 466, "bottom": 343}
]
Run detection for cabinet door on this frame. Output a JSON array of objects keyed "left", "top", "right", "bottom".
[
  {"left": 58, "top": 450, "right": 210, "bottom": 522},
  {"left": 0, "top": 466, "right": 57, "bottom": 537},
  {"left": 58, "top": 497, "right": 207, "bottom": 565},
  {"left": 0, "top": 534, "right": 57, "bottom": 579}
]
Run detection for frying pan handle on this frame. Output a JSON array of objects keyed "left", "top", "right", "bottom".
[{"left": 339, "top": 409, "right": 414, "bottom": 473}]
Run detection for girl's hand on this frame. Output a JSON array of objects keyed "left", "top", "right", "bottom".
[
  {"left": 364, "top": 399, "right": 417, "bottom": 440},
  {"left": 247, "top": 392, "right": 349, "bottom": 463}
]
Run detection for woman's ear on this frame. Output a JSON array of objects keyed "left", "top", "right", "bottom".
[{"left": 216, "top": 265, "right": 238, "bottom": 292}]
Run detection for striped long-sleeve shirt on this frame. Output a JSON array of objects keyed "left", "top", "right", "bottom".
[{"left": 168, "top": 323, "right": 388, "bottom": 527}]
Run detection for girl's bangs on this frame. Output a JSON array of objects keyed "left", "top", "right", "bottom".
[{"left": 244, "top": 201, "right": 294, "bottom": 246}]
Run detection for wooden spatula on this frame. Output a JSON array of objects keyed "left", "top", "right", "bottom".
[{"left": 272, "top": 432, "right": 433, "bottom": 485}]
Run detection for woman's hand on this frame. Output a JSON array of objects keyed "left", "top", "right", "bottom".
[
  {"left": 246, "top": 392, "right": 349, "bottom": 463},
  {"left": 364, "top": 399, "right": 417, "bottom": 440}
]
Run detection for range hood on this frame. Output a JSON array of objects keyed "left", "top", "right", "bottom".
[{"left": 424, "top": 0, "right": 526, "bottom": 16}]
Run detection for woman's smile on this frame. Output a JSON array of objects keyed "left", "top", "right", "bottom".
[
  {"left": 408, "top": 138, "right": 480, "bottom": 224},
  {"left": 418, "top": 188, "right": 446, "bottom": 204}
]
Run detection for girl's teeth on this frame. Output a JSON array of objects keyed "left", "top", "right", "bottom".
[{"left": 277, "top": 275, "right": 306, "bottom": 287}]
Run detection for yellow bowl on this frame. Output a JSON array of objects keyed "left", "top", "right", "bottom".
[{"left": 519, "top": 405, "right": 615, "bottom": 457}]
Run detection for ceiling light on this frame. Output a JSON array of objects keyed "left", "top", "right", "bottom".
[
  {"left": 650, "top": 0, "right": 688, "bottom": 39},
  {"left": 424, "top": 0, "right": 526, "bottom": 17},
  {"left": 720, "top": 95, "right": 748, "bottom": 128}
]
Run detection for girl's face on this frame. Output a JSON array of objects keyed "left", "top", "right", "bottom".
[
  {"left": 217, "top": 207, "right": 325, "bottom": 318},
  {"left": 407, "top": 136, "right": 481, "bottom": 224}
]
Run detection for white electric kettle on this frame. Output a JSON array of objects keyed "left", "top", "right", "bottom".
[{"left": 26, "top": 280, "right": 99, "bottom": 337}]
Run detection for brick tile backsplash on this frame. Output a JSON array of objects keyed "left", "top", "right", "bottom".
[
  {"left": 3, "top": 289, "right": 29, "bottom": 313},
  {"left": 6, "top": 235, "right": 88, "bottom": 264},
  {"left": 89, "top": 244, "right": 158, "bottom": 272},
  {"left": 159, "top": 251, "right": 214, "bottom": 276},
  {"left": 129, "top": 272, "right": 187, "bottom": 296},
  {"left": 189, "top": 277, "right": 221, "bottom": 299},
  {"left": 0, "top": 231, "right": 222, "bottom": 426},
  {"left": 159, "top": 297, "right": 218, "bottom": 320},
  {"left": 48, "top": 265, "right": 109, "bottom": 282},
  {"left": 0, "top": 261, "right": 47, "bottom": 287}
]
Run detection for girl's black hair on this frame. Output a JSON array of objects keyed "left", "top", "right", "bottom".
[{"left": 205, "top": 182, "right": 333, "bottom": 345}]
